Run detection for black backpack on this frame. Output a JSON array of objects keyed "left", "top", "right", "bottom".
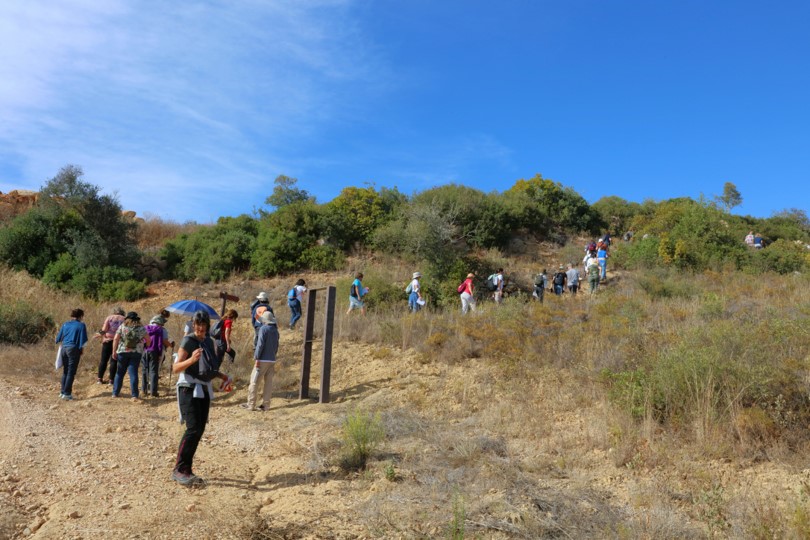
[
  {"left": 210, "top": 319, "right": 224, "bottom": 340},
  {"left": 553, "top": 272, "right": 565, "bottom": 286}
]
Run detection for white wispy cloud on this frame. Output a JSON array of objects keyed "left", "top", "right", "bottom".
[{"left": 0, "top": 0, "right": 384, "bottom": 219}]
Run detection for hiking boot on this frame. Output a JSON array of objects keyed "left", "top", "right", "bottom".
[
  {"left": 172, "top": 469, "right": 205, "bottom": 487},
  {"left": 257, "top": 405, "right": 266, "bottom": 411},
  {"left": 61, "top": 394, "right": 73, "bottom": 401},
  {"left": 240, "top": 403, "right": 254, "bottom": 411},
  {"left": 152, "top": 392, "right": 160, "bottom": 398},
  {"left": 96, "top": 378, "right": 104, "bottom": 384}
]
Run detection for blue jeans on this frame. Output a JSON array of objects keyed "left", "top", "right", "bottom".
[
  {"left": 554, "top": 284, "right": 564, "bottom": 296},
  {"left": 408, "top": 291, "right": 420, "bottom": 312},
  {"left": 599, "top": 259, "right": 607, "bottom": 280},
  {"left": 113, "top": 352, "right": 140, "bottom": 397},
  {"left": 60, "top": 346, "right": 81, "bottom": 396},
  {"left": 288, "top": 299, "right": 301, "bottom": 328}
]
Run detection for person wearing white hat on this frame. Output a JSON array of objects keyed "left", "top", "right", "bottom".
[
  {"left": 408, "top": 272, "right": 423, "bottom": 312},
  {"left": 243, "top": 311, "right": 279, "bottom": 411},
  {"left": 250, "top": 292, "right": 274, "bottom": 345}
]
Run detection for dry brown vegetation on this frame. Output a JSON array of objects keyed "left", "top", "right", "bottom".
[
  {"left": 2, "top": 247, "right": 810, "bottom": 538},
  {"left": 134, "top": 214, "right": 206, "bottom": 252}
]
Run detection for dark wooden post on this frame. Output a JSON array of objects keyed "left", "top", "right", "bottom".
[
  {"left": 219, "top": 291, "right": 240, "bottom": 316},
  {"left": 319, "top": 286, "right": 336, "bottom": 403},
  {"left": 299, "top": 288, "right": 317, "bottom": 399}
]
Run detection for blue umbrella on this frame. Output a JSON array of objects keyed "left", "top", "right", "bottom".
[{"left": 165, "top": 299, "right": 220, "bottom": 319}]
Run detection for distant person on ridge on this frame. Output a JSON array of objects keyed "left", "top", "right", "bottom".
[
  {"left": 754, "top": 233, "right": 764, "bottom": 249},
  {"left": 597, "top": 244, "right": 609, "bottom": 281},
  {"left": 458, "top": 273, "right": 476, "bottom": 313},
  {"left": 551, "top": 265, "right": 567, "bottom": 296},
  {"left": 346, "top": 272, "right": 367, "bottom": 315},
  {"left": 287, "top": 279, "right": 307, "bottom": 330},
  {"left": 407, "top": 272, "right": 423, "bottom": 312},
  {"left": 565, "top": 263, "right": 580, "bottom": 296},
  {"left": 586, "top": 255, "right": 600, "bottom": 294},
  {"left": 533, "top": 269, "right": 547, "bottom": 303},
  {"left": 744, "top": 231, "right": 754, "bottom": 247},
  {"left": 493, "top": 268, "right": 505, "bottom": 304},
  {"left": 55, "top": 308, "right": 88, "bottom": 401}
]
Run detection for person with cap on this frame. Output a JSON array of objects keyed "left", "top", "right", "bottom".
[
  {"left": 408, "top": 271, "right": 423, "bottom": 312},
  {"left": 55, "top": 308, "right": 88, "bottom": 401},
  {"left": 459, "top": 273, "right": 476, "bottom": 314},
  {"left": 250, "top": 291, "right": 274, "bottom": 345},
  {"left": 172, "top": 310, "right": 232, "bottom": 486},
  {"left": 551, "top": 265, "right": 567, "bottom": 296},
  {"left": 142, "top": 315, "right": 173, "bottom": 397},
  {"left": 597, "top": 243, "right": 609, "bottom": 281},
  {"left": 111, "top": 311, "right": 150, "bottom": 401},
  {"left": 287, "top": 279, "right": 307, "bottom": 330},
  {"left": 242, "top": 311, "right": 279, "bottom": 411},
  {"left": 94, "top": 306, "right": 125, "bottom": 384},
  {"left": 346, "top": 272, "right": 367, "bottom": 315}
]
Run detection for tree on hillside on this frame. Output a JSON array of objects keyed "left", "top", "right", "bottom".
[
  {"left": 715, "top": 182, "right": 743, "bottom": 212},
  {"left": 0, "top": 165, "right": 143, "bottom": 299},
  {"left": 505, "top": 174, "right": 600, "bottom": 234},
  {"left": 265, "top": 175, "right": 313, "bottom": 209}
]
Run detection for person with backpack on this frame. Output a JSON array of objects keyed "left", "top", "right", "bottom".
[
  {"left": 492, "top": 268, "right": 505, "bottom": 304},
  {"left": 346, "top": 272, "right": 367, "bottom": 315},
  {"left": 55, "top": 308, "right": 88, "bottom": 401},
  {"left": 552, "top": 265, "right": 567, "bottom": 296},
  {"left": 458, "top": 273, "right": 476, "bottom": 314},
  {"left": 287, "top": 279, "right": 307, "bottom": 330},
  {"left": 597, "top": 245, "right": 609, "bottom": 281},
  {"left": 171, "top": 310, "right": 232, "bottom": 487},
  {"left": 111, "top": 311, "right": 151, "bottom": 401},
  {"left": 586, "top": 254, "right": 601, "bottom": 294},
  {"left": 533, "top": 269, "right": 547, "bottom": 303},
  {"left": 242, "top": 311, "right": 279, "bottom": 412},
  {"left": 94, "top": 306, "right": 125, "bottom": 384},
  {"left": 212, "top": 309, "right": 238, "bottom": 369},
  {"left": 566, "top": 263, "right": 580, "bottom": 295},
  {"left": 407, "top": 272, "right": 423, "bottom": 312},
  {"left": 250, "top": 292, "right": 274, "bottom": 345},
  {"left": 141, "top": 315, "right": 171, "bottom": 397}
]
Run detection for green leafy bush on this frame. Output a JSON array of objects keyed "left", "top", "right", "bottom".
[
  {"left": 748, "top": 239, "right": 808, "bottom": 274},
  {"left": 98, "top": 279, "right": 148, "bottom": 301},
  {"left": 300, "top": 245, "right": 345, "bottom": 272},
  {"left": 0, "top": 301, "right": 54, "bottom": 345}
]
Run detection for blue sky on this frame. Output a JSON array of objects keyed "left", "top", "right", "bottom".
[{"left": 1, "top": 1, "right": 807, "bottom": 222}]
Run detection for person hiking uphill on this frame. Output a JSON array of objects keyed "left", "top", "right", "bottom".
[
  {"left": 171, "top": 310, "right": 232, "bottom": 487},
  {"left": 533, "top": 269, "right": 547, "bottom": 303},
  {"left": 407, "top": 272, "right": 423, "bottom": 312},
  {"left": 346, "top": 272, "right": 367, "bottom": 315},
  {"left": 586, "top": 254, "right": 600, "bottom": 294},
  {"left": 55, "top": 308, "right": 88, "bottom": 401},
  {"left": 551, "top": 265, "right": 567, "bottom": 296},
  {"left": 565, "top": 263, "right": 580, "bottom": 295},
  {"left": 597, "top": 245, "right": 609, "bottom": 281},
  {"left": 287, "top": 279, "right": 307, "bottom": 330},
  {"left": 458, "top": 273, "right": 476, "bottom": 313},
  {"left": 493, "top": 268, "right": 505, "bottom": 304},
  {"left": 250, "top": 292, "right": 274, "bottom": 345}
]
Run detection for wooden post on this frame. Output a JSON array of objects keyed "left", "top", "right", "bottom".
[
  {"left": 219, "top": 291, "right": 239, "bottom": 316},
  {"left": 319, "top": 286, "right": 336, "bottom": 403},
  {"left": 299, "top": 288, "right": 317, "bottom": 399}
]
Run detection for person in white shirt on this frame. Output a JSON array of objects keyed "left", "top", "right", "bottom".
[
  {"left": 408, "top": 272, "right": 423, "bottom": 312},
  {"left": 493, "top": 268, "right": 505, "bottom": 304},
  {"left": 287, "top": 279, "right": 307, "bottom": 330}
]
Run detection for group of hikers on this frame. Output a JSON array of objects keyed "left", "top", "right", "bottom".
[
  {"left": 744, "top": 230, "right": 767, "bottom": 249},
  {"left": 53, "top": 281, "right": 315, "bottom": 486},
  {"left": 51, "top": 234, "right": 619, "bottom": 486}
]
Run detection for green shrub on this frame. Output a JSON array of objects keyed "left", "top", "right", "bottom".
[
  {"left": 339, "top": 409, "right": 384, "bottom": 470},
  {"left": 635, "top": 272, "right": 695, "bottom": 300},
  {"left": 300, "top": 245, "right": 345, "bottom": 272},
  {"left": 98, "top": 279, "right": 148, "bottom": 301},
  {"left": 748, "top": 239, "right": 808, "bottom": 274},
  {"left": 0, "top": 301, "right": 54, "bottom": 345}
]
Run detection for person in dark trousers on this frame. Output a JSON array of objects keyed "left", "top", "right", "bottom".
[
  {"left": 172, "top": 310, "right": 232, "bottom": 487},
  {"left": 214, "top": 309, "right": 238, "bottom": 369},
  {"left": 55, "top": 308, "right": 88, "bottom": 401},
  {"left": 142, "top": 315, "right": 171, "bottom": 397},
  {"left": 95, "top": 306, "right": 125, "bottom": 384},
  {"left": 533, "top": 269, "right": 547, "bottom": 303},
  {"left": 287, "top": 279, "right": 307, "bottom": 330},
  {"left": 551, "top": 265, "right": 567, "bottom": 296}
]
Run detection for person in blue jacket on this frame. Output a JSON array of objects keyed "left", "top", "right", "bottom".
[{"left": 55, "top": 308, "right": 88, "bottom": 401}]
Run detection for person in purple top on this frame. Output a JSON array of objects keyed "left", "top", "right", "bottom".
[{"left": 55, "top": 308, "right": 89, "bottom": 401}]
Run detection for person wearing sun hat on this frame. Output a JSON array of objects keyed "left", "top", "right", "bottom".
[
  {"left": 459, "top": 272, "right": 476, "bottom": 314},
  {"left": 250, "top": 291, "right": 274, "bottom": 345},
  {"left": 112, "top": 311, "right": 151, "bottom": 401},
  {"left": 407, "top": 271, "right": 423, "bottom": 312},
  {"left": 242, "top": 310, "right": 279, "bottom": 412}
]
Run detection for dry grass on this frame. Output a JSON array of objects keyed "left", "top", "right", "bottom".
[{"left": 134, "top": 214, "right": 205, "bottom": 252}]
